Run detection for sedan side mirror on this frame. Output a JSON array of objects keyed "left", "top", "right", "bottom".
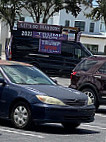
[
  {"left": 50, "top": 78, "right": 58, "bottom": 84},
  {"left": 53, "top": 79, "right": 58, "bottom": 84}
]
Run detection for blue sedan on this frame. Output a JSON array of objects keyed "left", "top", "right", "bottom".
[{"left": 0, "top": 60, "right": 95, "bottom": 129}]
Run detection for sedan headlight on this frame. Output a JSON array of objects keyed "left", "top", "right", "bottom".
[
  {"left": 87, "top": 96, "right": 93, "bottom": 105},
  {"left": 36, "top": 95, "right": 66, "bottom": 106}
]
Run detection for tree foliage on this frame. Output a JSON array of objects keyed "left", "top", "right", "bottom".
[
  {"left": 85, "top": 0, "right": 106, "bottom": 28},
  {"left": 0, "top": 0, "right": 93, "bottom": 32},
  {"left": 23, "top": 0, "right": 93, "bottom": 23},
  {"left": 0, "top": 0, "right": 22, "bottom": 32}
]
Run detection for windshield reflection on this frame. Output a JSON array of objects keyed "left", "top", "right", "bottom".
[{"left": 2, "top": 65, "right": 55, "bottom": 85}]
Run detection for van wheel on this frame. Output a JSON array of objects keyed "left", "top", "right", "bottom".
[
  {"left": 82, "top": 88, "right": 99, "bottom": 110},
  {"left": 10, "top": 102, "right": 32, "bottom": 129}
]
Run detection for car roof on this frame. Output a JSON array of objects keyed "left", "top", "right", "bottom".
[
  {"left": 0, "top": 60, "right": 32, "bottom": 66},
  {"left": 87, "top": 55, "right": 106, "bottom": 61}
]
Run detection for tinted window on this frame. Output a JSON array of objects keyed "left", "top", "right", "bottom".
[
  {"left": 12, "top": 37, "right": 39, "bottom": 50},
  {"left": 98, "top": 62, "right": 106, "bottom": 74},
  {"left": 61, "top": 41, "right": 90, "bottom": 59},
  {"left": 75, "top": 59, "right": 97, "bottom": 71},
  {"left": 81, "top": 50, "right": 89, "bottom": 58},
  {"left": 75, "top": 44, "right": 91, "bottom": 59},
  {"left": 75, "top": 48, "right": 82, "bottom": 59},
  {"left": 61, "top": 42, "right": 74, "bottom": 57},
  {"left": 0, "top": 72, "right": 3, "bottom": 79}
]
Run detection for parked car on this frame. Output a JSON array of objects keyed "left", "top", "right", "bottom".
[
  {"left": 69, "top": 56, "right": 106, "bottom": 110},
  {"left": 0, "top": 60, "right": 95, "bottom": 129}
]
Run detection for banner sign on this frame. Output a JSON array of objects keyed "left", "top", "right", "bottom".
[
  {"left": 33, "top": 31, "right": 68, "bottom": 40},
  {"left": 18, "top": 22, "right": 62, "bottom": 33},
  {"left": 16, "top": 22, "right": 81, "bottom": 42},
  {"left": 39, "top": 39, "right": 61, "bottom": 54},
  {"left": 14, "top": 30, "right": 68, "bottom": 41}
]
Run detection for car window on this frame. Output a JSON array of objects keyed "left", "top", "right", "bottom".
[
  {"left": 75, "top": 48, "right": 81, "bottom": 59},
  {"left": 98, "top": 62, "right": 106, "bottom": 74},
  {"left": 61, "top": 42, "right": 74, "bottom": 57},
  {"left": 75, "top": 59, "right": 97, "bottom": 71},
  {"left": 75, "top": 44, "right": 90, "bottom": 59},
  {"left": 2, "top": 65, "right": 56, "bottom": 85},
  {"left": 0, "top": 72, "right": 3, "bottom": 79}
]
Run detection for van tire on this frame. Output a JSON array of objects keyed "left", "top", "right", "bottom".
[{"left": 62, "top": 122, "right": 80, "bottom": 130}]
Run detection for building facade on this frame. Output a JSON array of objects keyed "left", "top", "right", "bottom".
[
  {"left": 58, "top": 6, "right": 106, "bottom": 54},
  {"left": 0, "top": 20, "right": 10, "bottom": 53}
]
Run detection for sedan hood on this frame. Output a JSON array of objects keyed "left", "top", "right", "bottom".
[{"left": 23, "top": 85, "right": 87, "bottom": 101}]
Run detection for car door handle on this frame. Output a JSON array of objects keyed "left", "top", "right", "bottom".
[{"left": 94, "top": 75, "right": 101, "bottom": 79}]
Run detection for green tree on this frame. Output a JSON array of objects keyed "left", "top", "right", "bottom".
[
  {"left": 0, "top": 0, "right": 22, "bottom": 32},
  {"left": 23, "top": 0, "right": 93, "bottom": 23},
  {"left": 85, "top": 0, "right": 106, "bottom": 30},
  {"left": 0, "top": 0, "right": 93, "bottom": 32}
]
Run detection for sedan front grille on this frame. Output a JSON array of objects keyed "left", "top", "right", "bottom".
[{"left": 63, "top": 99, "right": 87, "bottom": 107}]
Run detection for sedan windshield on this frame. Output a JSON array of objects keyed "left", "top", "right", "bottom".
[{"left": 2, "top": 65, "right": 56, "bottom": 85}]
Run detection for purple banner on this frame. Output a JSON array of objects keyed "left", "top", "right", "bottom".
[
  {"left": 18, "top": 22, "right": 61, "bottom": 33},
  {"left": 39, "top": 39, "right": 61, "bottom": 54},
  {"left": 33, "top": 31, "right": 68, "bottom": 41}
]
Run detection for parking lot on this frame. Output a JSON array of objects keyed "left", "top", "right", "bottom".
[{"left": 0, "top": 77, "right": 106, "bottom": 142}]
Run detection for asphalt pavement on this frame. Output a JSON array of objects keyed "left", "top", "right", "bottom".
[{"left": 0, "top": 106, "right": 106, "bottom": 142}]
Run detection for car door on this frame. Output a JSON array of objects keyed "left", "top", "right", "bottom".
[
  {"left": 97, "top": 62, "right": 106, "bottom": 99},
  {"left": 0, "top": 71, "right": 9, "bottom": 117},
  {"left": 0, "top": 71, "right": 5, "bottom": 115}
]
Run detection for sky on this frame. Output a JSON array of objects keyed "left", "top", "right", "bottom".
[{"left": 93, "top": 0, "right": 98, "bottom": 6}]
